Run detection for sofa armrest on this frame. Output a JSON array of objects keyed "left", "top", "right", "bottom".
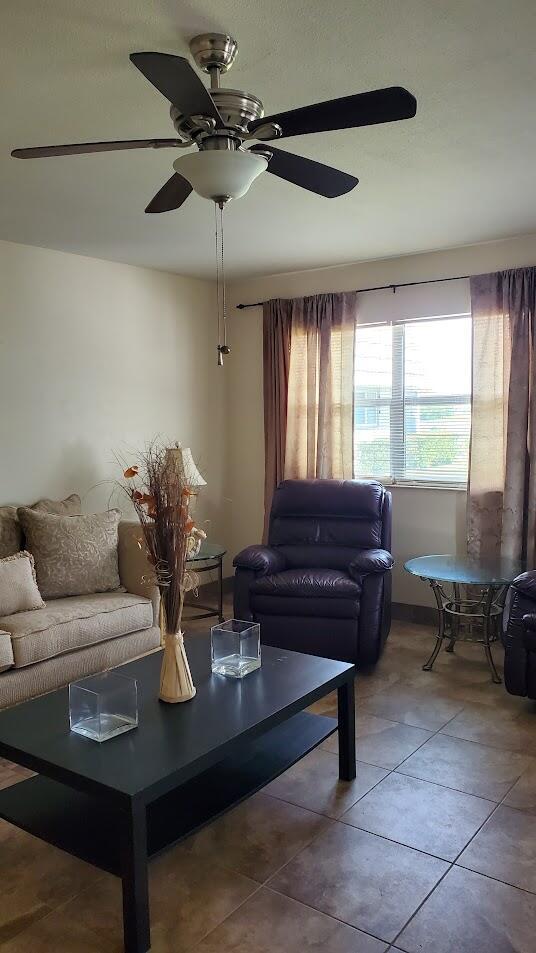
[
  {"left": 0, "top": 630, "right": 14, "bottom": 673},
  {"left": 349, "top": 549, "right": 394, "bottom": 578},
  {"left": 233, "top": 545, "right": 286, "bottom": 576},
  {"left": 118, "top": 521, "right": 160, "bottom": 625},
  {"left": 512, "top": 571, "right": 536, "bottom": 600}
]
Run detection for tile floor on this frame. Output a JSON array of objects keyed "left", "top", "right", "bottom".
[{"left": 1, "top": 611, "right": 536, "bottom": 951}]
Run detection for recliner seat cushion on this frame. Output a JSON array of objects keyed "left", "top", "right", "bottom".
[
  {"left": 0, "top": 591, "right": 153, "bottom": 668},
  {"left": 251, "top": 568, "right": 361, "bottom": 599}
]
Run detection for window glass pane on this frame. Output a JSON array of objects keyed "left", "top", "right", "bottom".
[
  {"left": 404, "top": 401, "right": 471, "bottom": 483},
  {"left": 404, "top": 318, "right": 471, "bottom": 398},
  {"left": 353, "top": 315, "right": 471, "bottom": 485}
]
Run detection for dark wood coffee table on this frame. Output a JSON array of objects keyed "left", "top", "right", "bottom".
[{"left": 0, "top": 636, "right": 355, "bottom": 953}]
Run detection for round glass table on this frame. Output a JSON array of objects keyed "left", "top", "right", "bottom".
[
  {"left": 184, "top": 542, "right": 227, "bottom": 624},
  {"left": 404, "top": 555, "right": 525, "bottom": 684}
]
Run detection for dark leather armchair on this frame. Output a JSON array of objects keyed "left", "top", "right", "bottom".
[
  {"left": 502, "top": 571, "right": 536, "bottom": 698},
  {"left": 233, "top": 479, "right": 393, "bottom": 666}
]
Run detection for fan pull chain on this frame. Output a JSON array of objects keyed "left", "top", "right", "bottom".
[{"left": 214, "top": 200, "right": 231, "bottom": 367}]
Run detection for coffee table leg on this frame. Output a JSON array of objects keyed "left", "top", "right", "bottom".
[
  {"left": 423, "top": 578, "right": 446, "bottom": 672},
  {"left": 121, "top": 799, "right": 150, "bottom": 953},
  {"left": 337, "top": 678, "right": 356, "bottom": 781}
]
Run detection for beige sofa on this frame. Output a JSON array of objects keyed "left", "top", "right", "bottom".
[{"left": 0, "top": 522, "right": 160, "bottom": 709}]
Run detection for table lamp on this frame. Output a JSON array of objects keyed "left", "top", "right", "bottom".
[{"left": 165, "top": 445, "right": 207, "bottom": 556}]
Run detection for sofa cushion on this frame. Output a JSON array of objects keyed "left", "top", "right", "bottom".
[
  {"left": 17, "top": 508, "right": 121, "bottom": 599},
  {"left": 0, "top": 630, "right": 14, "bottom": 672},
  {"left": 251, "top": 568, "right": 361, "bottom": 599},
  {"left": 0, "top": 506, "right": 22, "bottom": 558},
  {"left": 0, "top": 551, "right": 45, "bottom": 616},
  {"left": 0, "top": 591, "right": 153, "bottom": 668}
]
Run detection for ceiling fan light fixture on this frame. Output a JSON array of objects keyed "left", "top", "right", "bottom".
[{"left": 173, "top": 149, "right": 268, "bottom": 202}]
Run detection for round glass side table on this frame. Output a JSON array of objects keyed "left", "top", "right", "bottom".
[
  {"left": 184, "top": 542, "right": 227, "bottom": 624},
  {"left": 404, "top": 555, "right": 525, "bottom": 684}
]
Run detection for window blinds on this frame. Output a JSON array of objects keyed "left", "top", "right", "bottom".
[{"left": 353, "top": 279, "right": 472, "bottom": 486}]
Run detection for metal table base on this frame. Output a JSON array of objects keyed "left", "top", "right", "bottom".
[
  {"left": 422, "top": 578, "right": 505, "bottom": 684},
  {"left": 183, "top": 548, "right": 225, "bottom": 624}
]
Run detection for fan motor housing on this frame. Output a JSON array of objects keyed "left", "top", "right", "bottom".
[{"left": 171, "top": 88, "right": 264, "bottom": 141}]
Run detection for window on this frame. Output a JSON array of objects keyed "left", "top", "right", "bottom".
[{"left": 353, "top": 314, "right": 472, "bottom": 486}]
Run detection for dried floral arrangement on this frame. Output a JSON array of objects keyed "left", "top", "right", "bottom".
[{"left": 121, "top": 442, "right": 205, "bottom": 702}]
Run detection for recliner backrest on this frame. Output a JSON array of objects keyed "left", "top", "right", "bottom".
[{"left": 268, "top": 479, "right": 390, "bottom": 570}]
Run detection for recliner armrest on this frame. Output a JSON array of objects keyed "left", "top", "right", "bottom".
[
  {"left": 233, "top": 545, "right": 286, "bottom": 576},
  {"left": 512, "top": 571, "right": 536, "bottom": 600},
  {"left": 349, "top": 548, "right": 394, "bottom": 578},
  {"left": 523, "top": 614, "right": 536, "bottom": 653}
]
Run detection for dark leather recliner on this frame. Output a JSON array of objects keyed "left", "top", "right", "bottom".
[
  {"left": 233, "top": 479, "right": 393, "bottom": 666},
  {"left": 502, "top": 571, "right": 536, "bottom": 699}
]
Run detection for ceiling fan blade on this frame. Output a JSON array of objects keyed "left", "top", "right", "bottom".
[
  {"left": 250, "top": 144, "right": 358, "bottom": 198},
  {"left": 130, "top": 52, "right": 223, "bottom": 126},
  {"left": 250, "top": 87, "right": 417, "bottom": 139},
  {"left": 11, "top": 139, "right": 183, "bottom": 159},
  {"left": 145, "top": 172, "right": 192, "bottom": 213}
]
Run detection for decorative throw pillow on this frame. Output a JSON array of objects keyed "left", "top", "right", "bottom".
[
  {"left": 17, "top": 509, "right": 121, "bottom": 600},
  {"left": 0, "top": 551, "right": 45, "bottom": 616},
  {"left": 31, "top": 494, "right": 81, "bottom": 516},
  {"left": 0, "top": 506, "right": 22, "bottom": 558}
]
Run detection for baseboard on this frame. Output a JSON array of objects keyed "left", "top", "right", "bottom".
[
  {"left": 192, "top": 576, "right": 233, "bottom": 601},
  {"left": 392, "top": 602, "right": 436, "bottom": 625}
]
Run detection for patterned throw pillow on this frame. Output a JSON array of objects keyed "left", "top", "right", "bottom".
[
  {"left": 0, "top": 496, "right": 81, "bottom": 559},
  {"left": 17, "top": 509, "right": 121, "bottom": 600},
  {"left": 0, "top": 551, "right": 45, "bottom": 616},
  {"left": 31, "top": 494, "right": 82, "bottom": 516}
]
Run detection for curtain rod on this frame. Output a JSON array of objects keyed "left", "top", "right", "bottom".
[{"left": 235, "top": 273, "right": 472, "bottom": 309}]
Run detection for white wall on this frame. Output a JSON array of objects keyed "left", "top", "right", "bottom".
[
  {"left": 0, "top": 240, "right": 225, "bottom": 541},
  {"left": 226, "top": 233, "right": 536, "bottom": 606}
]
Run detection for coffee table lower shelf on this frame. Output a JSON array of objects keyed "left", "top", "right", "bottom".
[{"left": 0, "top": 711, "right": 336, "bottom": 879}]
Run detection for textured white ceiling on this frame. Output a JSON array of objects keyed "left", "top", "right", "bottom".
[{"left": 2, "top": 0, "right": 536, "bottom": 279}]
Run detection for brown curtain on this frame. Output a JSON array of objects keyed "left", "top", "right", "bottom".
[
  {"left": 468, "top": 268, "right": 536, "bottom": 564},
  {"left": 263, "top": 292, "right": 356, "bottom": 535},
  {"left": 263, "top": 300, "right": 291, "bottom": 539}
]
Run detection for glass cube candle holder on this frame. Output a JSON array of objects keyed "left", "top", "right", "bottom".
[
  {"left": 69, "top": 671, "right": 138, "bottom": 742},
  {"left": 211, "top": 619, "right": 261, "bottom": 678}
]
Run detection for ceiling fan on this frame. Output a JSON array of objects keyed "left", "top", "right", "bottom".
[{"left": 11, "top": 33, "right": 417, "bottom": 212}]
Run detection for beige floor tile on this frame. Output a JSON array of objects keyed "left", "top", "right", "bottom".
[
  {"left": 0, "top": 822, "right": 101, "bottom": 945},
  {"left": 194, "top": 887, "right": 388, "bottom": 953},
  {"left": 457, "top": 803, "right": 536, "bottom": 893},
  {"left": 307, "top": 691, "right": 337, "bottom": 715},
  {"left": 322, "top": 713, "right": 432, "bottom": 769},
  {"left": 396, "top": 865, "right": 536, "bottom": 953},
  {"left": 361, "top": 686, "right": 464, "bottom": 731},
  {"left": 341, "top": 773, "right": 495, "bottom": 861},
  {"left": 397, "top": 732, "right": 533, "bottom": 800},
  {"left": 440, "top": 701, "right": 536, "bottom": 755},
  {"left": 0, "top": 907, "right": 121, "bottom": 953},
  {"left": 503, "top": 761, "right": 536, "bottom": 815},
  {"left": 180, "top": 791, "right": 329, "bottom": 882},
  {"left": 60, "top": 847, "right": 259, "bottom": 953},
  {"left": 265, "top": 748, "right": 388, "bottom": 818},
  {"left": 269, "top": 821, "right": 447, "bottom": 944}
]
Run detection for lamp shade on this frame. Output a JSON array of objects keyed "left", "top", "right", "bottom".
[
  {"left": 173, "top": 149, "right": 268, "bottom": 202},
  {"left": 166, "top": 447, "right": 206, "bottom": 488}
]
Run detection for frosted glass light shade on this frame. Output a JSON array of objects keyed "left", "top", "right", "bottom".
[
  {"left": 166, "top": 446, "right": 206, "bottom": 488},
  {"left": 173, "top": 149, "right": 268, "bottom": 201}
]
